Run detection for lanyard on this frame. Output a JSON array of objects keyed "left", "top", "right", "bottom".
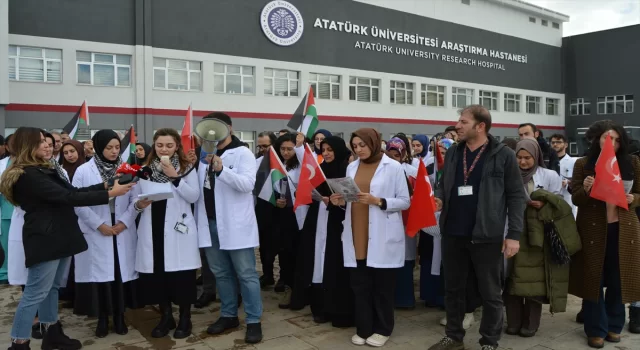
[{"left": 463, "top": 141, "right": 488, "bottom": 186}]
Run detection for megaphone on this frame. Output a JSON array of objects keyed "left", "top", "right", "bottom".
[{"left": 194, "top": 118, "right": 230, "bottom": 154}]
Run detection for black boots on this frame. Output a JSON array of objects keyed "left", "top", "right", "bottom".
[
  {"left": 630, "top": 306, "right": 640, "bottom": 334},
  {"left": 173, "top": 305, "right": 192, "bottom": 339},
  {"left": 245, "top": 323, "right": 263, "bottom": 344},
  {"left": 8, "top": 340, "right": 30, "bottom": 350},
  {"left": 113, "top": 313, "right": 128, "bottom": 335},
  {"left": 41, "top": 322, "right": 82, "bottom": 350},
  {"left": 95, "top": 315, "right": 109, "bottom": 338},
  {"left": 151, "top": 302, "right": 176, "bottom": 338}
]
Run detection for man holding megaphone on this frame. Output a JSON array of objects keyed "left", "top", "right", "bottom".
[{"left": 193, "top": 112, "right": 263, "bottom": 344}]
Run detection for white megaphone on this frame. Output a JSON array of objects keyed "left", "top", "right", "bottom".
[{"left": 194, "top": 118, "right": 230, "bottom": 154}]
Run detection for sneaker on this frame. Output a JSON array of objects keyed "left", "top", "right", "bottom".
[
  {"left": 462, "top": 313, "right": 475, "bottom": 330},
  {"left": 427, "top": 337, "right": 464, "bottom": 350},
  {"left": 480, "top": 345, "right": 498, "bottom": 350},
  {"left": 366, "top": 334, "right": 389, "bottom": 347},
  {"left": 351, "top": 334, "right": 366, "bottom": 346},
  {"left": 439, "top": 316, "right": 447, "bottom": 326},
  {"left": 278, "top": 286, "right": 292, "bottom": 309},
  {"left": 245, "top": 323, "right": 263, "bottom": 344},
  {"left": 206, "top": 317, "right": 240, "bottom": 335}
]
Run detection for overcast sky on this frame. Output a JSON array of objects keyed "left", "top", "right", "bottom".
[{"left": 527, "top": 0, "right": 640, "bottom": 36}]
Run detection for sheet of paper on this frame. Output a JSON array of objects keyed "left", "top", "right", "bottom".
[
  {"left": 326, "top": 177, "right": 360, "bottom": 202},
  {"left": 138, "top": 179, "right": 174, "bottom": 202},
  {"left": 311, "top": 188, "right": 324, "bottom": 202},
  {"left": 624, "top": 180, "right": 634, "bottom": 194}
]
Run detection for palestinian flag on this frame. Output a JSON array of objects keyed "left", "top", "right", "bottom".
[
  {"left": 256, "top": 146, "right": 288, "bottom": 206},
  {"left": 120, "top": 125, "right": 136, "bottom": 164},
  {"left": 287, "top": 86, "right": 318, "bottom": 139},
  {"left": 62, "top": 100, "right": 90, "bottom": 140}
]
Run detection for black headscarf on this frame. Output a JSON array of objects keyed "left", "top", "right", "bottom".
[
  {"left": 135, "top": 142, "right": 152, "bottom": 166},
  {"left": 91, "top": 130, "right": 121, "bottom": 182},
  {"left": 318, "top": 136, "right": 349, "bottom": 197},
  {"left": 312, "top": 129, "right": 332, "bottom": 155}
]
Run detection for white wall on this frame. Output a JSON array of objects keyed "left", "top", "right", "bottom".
[
  {"left": 354, "top": 0, "right": 565, "bottom": 47},
  {"left": 8, "top": 34, "right": 564, "bottom": 128}
]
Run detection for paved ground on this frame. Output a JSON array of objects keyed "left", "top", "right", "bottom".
[{"left": 1, "top": 257, "right": 639, "bottom": 350}]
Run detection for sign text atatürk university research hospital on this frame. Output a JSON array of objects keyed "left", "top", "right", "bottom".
[{"left": 312, "top": 18, "right": 528, "bottom": 71}]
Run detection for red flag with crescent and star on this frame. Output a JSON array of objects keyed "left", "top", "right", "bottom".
[
  {"left": 294, "top": 144, "right": 327, "bottom": 210},
  {"left": 590, "top": 133, "right": 628, "bottom": 210}
]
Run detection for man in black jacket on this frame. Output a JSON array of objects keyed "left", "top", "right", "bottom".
[
  {"left": 428, "top": 105, "right": 525, "bottom": 350},
  {"left": 518, "top": 123, "right": 560, "bottom": 174}
]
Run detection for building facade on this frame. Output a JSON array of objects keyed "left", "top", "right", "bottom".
[{"left": 0, "top": 0, "right": 569, "bottom": 147}]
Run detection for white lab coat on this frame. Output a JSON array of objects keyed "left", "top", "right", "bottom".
[
  {"left": 312, "top": 201, "right": 328, "bottom": 283},
  {"left": 532, "top": 167, "right": 563, "bottom": 195},
  {"left": 401, "top": 163, "right": 418, "bottom": 261},
  {"left": 196, "top": 146, "right": 259, "bottom": 250},
  {"left": 342, "top": 155, "right": 411, "bottom": 268},
  {"left": 559, "top": 154, "right": 578, "bottom": 217},
  {"left": 73, "top": 160, "right": 139, "bottom": 283},
  {"left": 134, "top": 166, "right": 211, "bottom": 273}
]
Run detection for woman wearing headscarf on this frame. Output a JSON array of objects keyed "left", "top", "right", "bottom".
[
  {"left": 385, "top": 137, "right": 419, "bottom": 310},
  {"left": 135, "top": 143, "right": 151, "bottom": 166},
  {"left": 72, "top": 130, "right": 140, "bottom": 337},
  {"left": 60, "top": 140, "right": 86, "bottom": 182},
  {"left": 411, "top": 134, "right": 431, "bottom": 169},
  {"left": 133, "top": 128, "right": 209, "bottom": 339},
  {"left": 504, "top": 138, "right": 575, "bottom": 338},
  {"left": 291, "top": 136, "right": 354, "bottom": 327},
  {"left": 330, "top": 128, "right": 410, "bottom": 347},
  {"left": 570, "top": 120, "right": 640, "bottom": 348},
  {"left": 311, "top": 129, "right": 332, "bottom": 164}
]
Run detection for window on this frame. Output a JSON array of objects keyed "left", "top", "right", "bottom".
[
  {"left": 452, "top": 87, "right": 474, "bottom": 108},
  {"left": 309, "top": 73, "right": 341, "bottom": 100},
  {"left": 597, "top": 95, "right": 634, "bottom": 114},
  {"left": 235, "top": 131, "right": 255, "bottom": 151},
  {"left": 541, "top": 19, "right": 548, "bottom": 26},
  {"left": 76, "top": 51, "right": 131, "bottom": 87},
  {"left": 569, "top": 98, "right": 591, "bottom": 115},
  {"left": 546, "top": 98, "right": 560, "bottom": 115},
  {"left": 569, "top": 142, "right": 577, "bottom": 155},
  {"left": 8, "top": 45, "right": 62, "bottom": 83},
  {"left": 4, "top": 128, "right": 17, "bottom": 137},
  {"left": 264, "top": 68, "right": 299, "bottom": 97},
  {"left": 529, "top": 17, "right": 536, "bottom": 23},
  {"left": 390, "top": 81, "right": 414, "bottom": 105},
  {"left": 421, "top": 84, "right": 445, "bottom": 107},
  {"left": 504, "top": 93, "right": 521, "bottom": 112},
  {"left": 552, "top": 22, "right": 560, "bottom": 29},
  {"left": 349, "top": 77, "right": 380, "bottom": 103},
  {"left": 479, "top": 90, "right": 498, "bottom": 111},
  {"left": 526, "top": 96, "right": 541, "bottom": 114},
  {"left": 153, "top": 58, "right": 201, "bottom": 91},
  {"left": 214, "top": 64, "right": 254, "bottom": 94}
]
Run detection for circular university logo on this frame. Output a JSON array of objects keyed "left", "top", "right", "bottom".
[{"left": 260, "top": 1, "right": 304, "bottom": 46}]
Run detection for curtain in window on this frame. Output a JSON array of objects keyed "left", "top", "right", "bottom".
[
  {"left": 19, "top": 58, "right": 45, "bottom": 82},
  {"left": 94, "top": 64, "right": 115, "bottom": 86}
]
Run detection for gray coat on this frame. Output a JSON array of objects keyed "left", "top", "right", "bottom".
[{"left": 436, "top": 136, "right": 526, "bottom": 243}]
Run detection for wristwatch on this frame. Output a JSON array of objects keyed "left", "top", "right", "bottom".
[{"left": 377, "top": 199, "right": 383, "bottom": 207}]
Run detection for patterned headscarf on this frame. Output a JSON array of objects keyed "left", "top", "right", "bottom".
[
  {"left": 50, "top": 158, "right": 70, "bottom": 183},
  {"left": 149, "top": 154, "right": 181, "bottom": 183},
  {"left": 92, "top": 130, "right": 122, "bottom": 183},
  {"left": 386, "top": 137, "right": 407, "bottom": 159},
  {"left": 438, "top": 138, "right": 454, "bottom": 150}
]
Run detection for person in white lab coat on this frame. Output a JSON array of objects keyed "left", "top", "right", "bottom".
[
  {"left": 73, "top": 130, "right": 140, "bottom": 338},
  {"left": 385, "top": 137, "right": 419, "bottom": 310},
  {"left": 330, "top": 128, "right": 410, "bottom": 348},
  {"left": 133, "top": 128, "right": 211, "bottom": 340},
  {"left": 550, "top": 134, "right": 578, "bottom": 217},
  {"left": 196, "top": 113, "right": 263, "bottom": 344}
]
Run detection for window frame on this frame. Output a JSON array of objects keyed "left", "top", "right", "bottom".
[
  {"left": 309, "top": 73, "right": 341, "bottom": 100},
  {"left": 389, "top": 80, "right": 414, "bottom": 105},
  {"left": 526, "top": 96, "right": 541, "bottom": 114},
  {"left": 421, "top": 84, "right": 446, "bottom": 107},
  {"left": 546, "top": 98, "right": 560, "bottom": 116},
  {"left": 153, "top": 58, "right": 202, "bottom": 91},
  {"left": 8, "top": 45, "right": 62, "bottom": 83},
  {"left": 263, "top": 68, "right": 299, "bottom": 97},
  {"left": 234, "top": 130, "right": 256, "bottom": 151},
  {"left": 479, "top": 90, "right": 499, "bottom": 111},
  {"left": 452, "top": 87, "right": 474, "bottom": 108},
  {"left": 503, "top": 93, "right": 521, "bottom": 112},
  {"left": 212, "top": 63, "right": 255, "bottom": 95},
  {"left": 597, "top": 95, "right": 634, "bottom": 114},
  {"left": 76, "top": 51, "right": 132, "bottom": 87},
  {"left": 569, "top": 98, "right": 591, "bottom": 116},
  {"left": 348, "top": 76, "right": 380, "bottom": 103},
  {"left": 541, "top": 19, "right": 548, "bottom": 26}
]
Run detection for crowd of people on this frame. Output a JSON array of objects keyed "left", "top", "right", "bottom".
[{"left": 0, "top": 106, "right": 639, "bottom": 350}]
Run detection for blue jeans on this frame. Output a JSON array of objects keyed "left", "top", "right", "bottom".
[
  {"left": 583, "top": 223, "right": 625, "bottom": 338},
  {"left": 11, "top": 257, "right": 70, "bottom": 339},
  {"left": 204, "top": 219, "right": 262, "bottom": 324}
]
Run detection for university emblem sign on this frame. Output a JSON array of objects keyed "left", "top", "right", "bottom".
[{"left": 260, "top": 1, "right": 304, "bottom": 46}]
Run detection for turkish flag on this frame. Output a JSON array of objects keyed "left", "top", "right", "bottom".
[
  {"left": 181, "top": 104, "right": 194, "bottom": 153},
  {"left": 406, "top": 158, "right": 438, "bottom": 237},
  {"left": 294, "top": 144, "right": 327, "bottom": 210},
  {"left": 590, "top": 133, "right": 628, "bottom": 210}
]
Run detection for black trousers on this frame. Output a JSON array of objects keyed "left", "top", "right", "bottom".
[
  {"left": 442, "top": 236, "right": 504, "bottom": 347},
  {"left": 350, "top": 260, "right": 397, "bottom": 338}
]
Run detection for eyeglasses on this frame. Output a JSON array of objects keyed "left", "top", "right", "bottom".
[{"left": 257, "top": 145, "right": 270, "bottom": 149}]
